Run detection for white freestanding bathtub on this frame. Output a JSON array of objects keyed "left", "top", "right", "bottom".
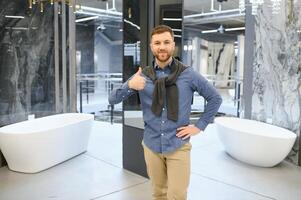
[
  {"left": 0, "top": 113, "right": 94, "bottom": 173},
  {"left": 215, "top": 117, "right": 296, "bottom": 167}
]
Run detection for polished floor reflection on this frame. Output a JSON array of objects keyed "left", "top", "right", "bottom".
[{"left": 0, "top": 121, "right": 301, "bottom": 200}]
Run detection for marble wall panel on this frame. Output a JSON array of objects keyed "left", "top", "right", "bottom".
[
  {"left": 207, "top": 42, "right": 235, "bottom": 88},
  {"left": 0, "top": 1, "right": 55, "bottom": 127},
  {"left": 252, "top": 0, "right": 301, "bottom": 164}
]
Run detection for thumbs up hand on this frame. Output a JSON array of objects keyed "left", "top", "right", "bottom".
[{"left": 128, "top": 67, "right": 146, "bottom": 91}]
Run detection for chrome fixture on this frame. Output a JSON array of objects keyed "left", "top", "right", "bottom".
[{"left": 28, "top": 0, "right": 80, "bottom": 13}]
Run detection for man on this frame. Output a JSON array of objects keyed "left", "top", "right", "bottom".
[{"left": 109, "top": 25, "right": 222, "bottom": 200}]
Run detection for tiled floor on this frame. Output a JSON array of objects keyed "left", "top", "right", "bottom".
[{"left": 1, "top": 121, "right": 301, "bottom": 200}]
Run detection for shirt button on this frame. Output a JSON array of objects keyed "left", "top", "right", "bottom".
[
  {"left": 162, "top": 121, "right": 165, "bottom": 123},
  {"left": 122, "top": 96, "right": 125, "bottom": 98},
  {"left": 127, "top": 90, "right": 131, "bottom": 93},
  {"left": 162, "top": 108, "right": 165, "bottom": 111},
  {"left": 161, "top": 133, "right": 164, "bottom": 136}
]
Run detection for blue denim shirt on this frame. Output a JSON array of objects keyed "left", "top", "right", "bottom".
[{"left": 109, "top": 61, "right": 222, "bottom": 153}]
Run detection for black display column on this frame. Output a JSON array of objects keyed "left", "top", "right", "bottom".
[
  {"left": 123, "top": 123, "right": 147, "bottom": 177},
  {"left": 122, "top": 0, "right": 151, "bottom": 178},
  {"left": 122, "top": 0, "right": 182, "bottom": 178}
]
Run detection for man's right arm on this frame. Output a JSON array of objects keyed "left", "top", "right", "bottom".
[
  {"left": 108, "top": 79, "right": 136, "bottom": 105},
  {"left": 108, "top": 67, "right": 145, "bottom": 105}
]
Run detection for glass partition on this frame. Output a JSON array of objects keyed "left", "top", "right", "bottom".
[
  {"left": 123, "top": 0, "right": 144, "bottom": 127},
  {"left": 75, "top": 1, "right": 123, "bottom": 123},
  {"left": 123, "top": 0, "right": 141, "bottom": 110},
  {"left": 183, "top": 0, "right": 245, "bottom": 117}
]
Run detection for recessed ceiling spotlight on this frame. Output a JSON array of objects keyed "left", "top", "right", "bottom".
[
  {"left": 97, "top": 23, "right": 106, "bottom": 30},
  {"left": 217, "top": 25, "right": 224, "bottom": 33}
]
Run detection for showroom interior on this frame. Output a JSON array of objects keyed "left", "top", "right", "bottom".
[{"left": 0, "top": 0, "right": 300, "bottom": 199}]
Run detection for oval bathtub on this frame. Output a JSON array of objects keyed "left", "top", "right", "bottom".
[
  {"left": 214, "top": 117, "right": 296, "bottom": 167},
  {"left": 0, "top": 113, "right": 94, "bottom": 173}
]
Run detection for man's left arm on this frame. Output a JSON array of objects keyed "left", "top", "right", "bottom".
[
  {"left": 193, "top": 73, "right": 223, "bottom": 131},
  {"left": 176, "top": 70, "right": 222, "bottom": 139}
]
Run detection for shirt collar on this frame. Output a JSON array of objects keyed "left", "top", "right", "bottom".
[{"left": 154, "top": 57, "right": 173, "bottom": 70}]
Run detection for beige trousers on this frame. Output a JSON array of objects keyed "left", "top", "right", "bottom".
[{"left": 142, "top": 142, "right": 192, "bottom": 200}]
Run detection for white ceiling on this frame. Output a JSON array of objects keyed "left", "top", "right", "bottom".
[
  {"left": 80, "top": 0, "right": 240, "bottom": 15},
  {"left": 184, "top": 0, "right": 240, "bottom": 14},
  {"left": 76, "top": 0, "right": 244, "bottom": 36},
  {"left": 79, "top": 0, "right": 122, "bottom": 12},
  {"left": 183, "top": 0, "right": 244, "bottom": 43},
  {"left": 183, "top": 0, "right": 244, "bottom": 27}
]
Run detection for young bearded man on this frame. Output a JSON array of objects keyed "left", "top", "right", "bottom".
[{"left": 109, "top": 25, "right": 222, "bottom": 200}]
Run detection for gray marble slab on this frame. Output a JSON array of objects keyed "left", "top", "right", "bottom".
[
  {"left": 0, "top": 1, "right": 56, "bottom": 127},
  {"left": 252, "top": 0, "right": 301, "bottom": 165}
]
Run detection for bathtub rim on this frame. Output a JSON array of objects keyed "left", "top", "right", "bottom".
[
  {"left": 0, "top": 113, "right": 94, "bottom": 135},
  {"left": 214, "top": 117, "right": 296, "bottom": 139}
]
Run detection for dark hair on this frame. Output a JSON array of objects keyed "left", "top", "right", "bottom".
[{"left": 151, "top": 25, "right": 174, "bottom": 39}]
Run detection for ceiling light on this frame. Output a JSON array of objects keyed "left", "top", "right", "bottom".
[
  {"left": 124, "top": 19, "right": 140, "bottom": 30},
  {"left": 162, "top": 18, "right": 182, "bottom": 21},
  {"left": 202, "top": 26, "right": 245, "bottom": 34},
  {"left": 201, "top": 29, "right": 218, "bottom": 34},
  {"left": 75, "top": 16, "right": 98, "bottom": 23},
  {"left": 5, "top": 15, "right": 25, "bottom": 19},
  {"left": 225, "top": 27, "right": 245, "bottom": 31},
  {"left": 172, "top": 29, "right": 182, "bottom": 32},
  {"left": 5, "top": 27, "right": 28, "bottom": 30}
]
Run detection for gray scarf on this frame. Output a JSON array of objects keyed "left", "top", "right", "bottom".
[{"left": 142, "top": 58, "right": 188, "bottom": 121}]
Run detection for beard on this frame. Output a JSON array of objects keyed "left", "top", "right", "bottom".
[{"left": 153, "top": 50, "right": 173, "bottom": 63}]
